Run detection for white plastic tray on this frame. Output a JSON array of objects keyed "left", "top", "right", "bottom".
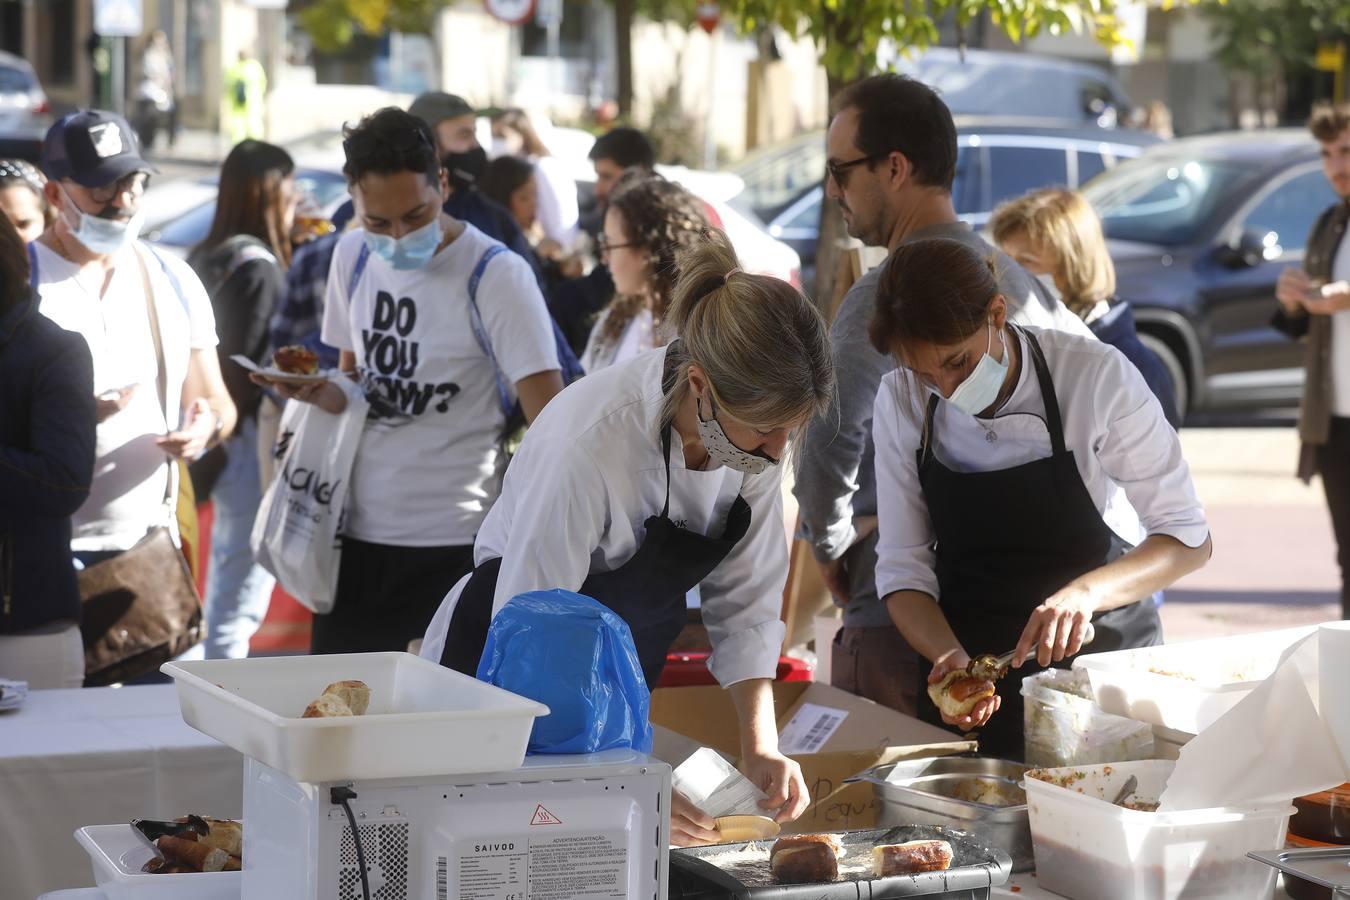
[
  {"left": 161, "top": 652, "right": 549, "bottom": 783},
  {"left": 1024, "top": 760, "right": 1294, "bottom": 900},
  {"left": 1072, "top": 626, "right": 1315, "bottom": 734},
  {"left": 75, "top": 825, "right": 240, "bottom": 900}
]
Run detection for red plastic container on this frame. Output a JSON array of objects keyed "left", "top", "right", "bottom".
[{"left": 657, "top": 652, "right": 813, "bottom": 688}]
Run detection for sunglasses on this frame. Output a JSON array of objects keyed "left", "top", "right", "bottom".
[
  {"left": 598, "top": 238, "right": 640, "bottom": 254},
  {"left": 826, "top": 154, "right": 884, "bottom": 188},
  {"left": 83, "top": 172, "right": 150, "bottom": 204}
]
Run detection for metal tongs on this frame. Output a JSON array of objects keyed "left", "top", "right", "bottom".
[
  {"left": 131, "top": 814, "right": 210, "bottom": 859},
  {"left": 967, "top": 623, "right": 1097, "bottom": 682}
]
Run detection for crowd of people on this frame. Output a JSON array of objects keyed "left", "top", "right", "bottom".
[{"left": 5, "top": 73, "right": 1350, "bottom": 842}]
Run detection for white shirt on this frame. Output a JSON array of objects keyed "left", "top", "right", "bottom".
[
  {"left": 530, "top": 155, "right": 580, "bottom": 247},
  {"left": 1329, "top": 234, "right": 1350, "bottom": 416},
  {"left": 873, "top": 327, "right": 1209, "bottom": 602},
  {"left": 580, "top": 306, "right": 659, "bottom": 373},
  {"left": 321, "top": 224, "right": 559, "bottom": 546},
  {"left": 34, "top": 240, "right": 218, "bottom": 552},
  {"left": 420, "top": 349, "right": 789, "bottom": 686}
]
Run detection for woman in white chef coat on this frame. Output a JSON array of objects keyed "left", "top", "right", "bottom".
[
  {"left": 869, "top": 238, "right": 1212, "bottom": 760},
  {"left": 421, "top": 229, "right": 834, "bottom": 845}
]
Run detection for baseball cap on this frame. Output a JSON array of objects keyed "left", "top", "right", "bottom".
[
  {"left": 41, "top": 110, "right": 158, "bottom": 188},
  {"left": 408, "top": 92, "right": 475, "bottom": 129}
]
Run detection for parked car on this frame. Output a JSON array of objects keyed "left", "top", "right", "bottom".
[
  {"left": 884, "top": 47, "right": 1134, "bottom": 128},
  {"left": 0, "top": 51, "right": 51, "bottom": 163},
  {"left": 731, "top": 118, "right": 1160, "bottom": 292},
  {"left": 1082, "top": 130, "right": 1336, "bottom": 419}
]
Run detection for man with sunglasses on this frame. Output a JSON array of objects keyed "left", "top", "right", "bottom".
[
  {"left": 794, "top": 75, "right": 1089, "bottom": 717},
  {"left": 32, "top": 109, "right": 235, "bottom": 569}
]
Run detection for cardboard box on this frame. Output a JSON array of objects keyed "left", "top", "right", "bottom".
[{"left": 650, "top": 681, "right": 974, "bottom": 834}]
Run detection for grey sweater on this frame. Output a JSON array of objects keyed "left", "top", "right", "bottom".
[{"left": 793, "top": 222, "right": 1089, "bottom": 628}]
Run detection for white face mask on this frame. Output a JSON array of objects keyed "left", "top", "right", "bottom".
[
  {"left": 946, "top": 324, "right": 1010, "bottom": 416},
  {"left": 59, "top": 186, "right": 143, "bottom": 256},
  {"left": 695, "top": 394, "right": 776, "bottom": 475}
]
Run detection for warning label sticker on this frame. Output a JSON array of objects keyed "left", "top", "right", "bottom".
[
  {"left": 449, "top": 832, "right": 627, "bottom": 900},
  {"left": 530, "top": 805, "right": 562, "bottom": 826}
]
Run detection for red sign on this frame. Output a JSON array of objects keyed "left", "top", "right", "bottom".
[
  {"left": 696, "top": 2, "right": 720, "bottom": 34},
  {"left": 530, "top": 805, "right": 563, "bottom": 826}
]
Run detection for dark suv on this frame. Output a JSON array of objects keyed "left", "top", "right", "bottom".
[
  {"left": 1083, "top": 131, "right": 1337, "bottom": 419},
  {"left": 731, "top": 118, "right": 1159, "bottom": 292}
]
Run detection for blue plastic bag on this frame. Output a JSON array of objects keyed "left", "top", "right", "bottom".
[{"left": 476, "top": 590, "right": 653, "bottom": 754}]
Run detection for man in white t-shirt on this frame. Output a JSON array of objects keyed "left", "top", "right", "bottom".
[
  {"left": 259, "top": 108, "right": 564, "bottom": 654},
  {"left": 33, "top": 110, "right": 235, "bottom": 567}
]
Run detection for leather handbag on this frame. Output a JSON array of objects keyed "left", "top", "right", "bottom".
[
  {"left": 77, "top": 247, "right": 205, "bottom": 686},
  {"left": 79, "top": 526, "right": 205, "bottom": 686}
]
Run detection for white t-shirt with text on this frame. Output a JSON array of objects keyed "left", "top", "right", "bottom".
[{"left": 321, "top": 224, "right": 559, "bottom": 547}]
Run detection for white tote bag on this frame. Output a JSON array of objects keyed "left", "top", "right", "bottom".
[{"left": 251, "top": 384, "right": 368, "bottom": 614}]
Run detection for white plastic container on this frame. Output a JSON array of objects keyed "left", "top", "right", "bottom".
[
  {"left": 1073, "top": 626, "right": 1314, "bottom": 734},
  {"left": 1024, "top": 760, "right": 1295, "bottom": 900},
  {"left": 161, "top": 652, "right": 549, "bottom": 783},
  {"left": 75, "top": 825, "right": 240, "bottom": 900}
]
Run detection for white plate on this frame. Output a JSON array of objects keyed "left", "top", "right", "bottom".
[{"left": 228, "top": 353, "right": 329, "bottom": 385}]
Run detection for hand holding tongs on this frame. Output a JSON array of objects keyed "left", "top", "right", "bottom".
[{"left": 968, "top": 622, "right": 1096, "bottom": 682}]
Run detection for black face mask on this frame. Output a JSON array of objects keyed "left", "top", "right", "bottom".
[{"left": 441, "top": 146, "right": 488, "bottom": 192}]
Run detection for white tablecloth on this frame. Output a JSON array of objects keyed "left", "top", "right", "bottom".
[{"left": 1, "top": 685, "right": 242, "bottom": 900}]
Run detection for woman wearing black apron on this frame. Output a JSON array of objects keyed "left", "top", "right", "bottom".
[
  {"left": 419, "top": 230, "right": 835, "bottom": 845},
  {"left": 868, "top": 239, "right": 1211, "bottom": 761}
]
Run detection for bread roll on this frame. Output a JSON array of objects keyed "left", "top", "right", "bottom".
[
  {"left": 201, "top": 819, "right": 243, "bottom": 857},
  {"left": 872, "top": 840, "right": 954, "bottom": 876},
  {"left": 321, "top": 680, "right": 371, "bottom": 716},
  {"left": 770, "top": 833, "right": 844, "bottom": 858},
  {"left": 302, "top": 693, "right": 353, "bottom": 718},
  {"left": 927, "top": 670, "right": 996, "bottom": 719},
  {"left": 770, "top": 841, "right": 838, "bottom": 884}
]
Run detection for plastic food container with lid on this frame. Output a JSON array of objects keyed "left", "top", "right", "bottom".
[
  {"left": 1024, "top": 759, "right": 1295, "bottom": 900},
  {"left": 1072, "top": 626, "right": 1314, "bottom": 734}
]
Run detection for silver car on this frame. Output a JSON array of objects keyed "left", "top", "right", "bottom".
[{"left": 0, "top": 51, "right": 51, "bottom": 162}]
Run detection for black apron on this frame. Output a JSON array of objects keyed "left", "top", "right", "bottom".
[
  {"left": 440, "top": 404, "right": 752, "bottom": 690},
  {"left": 915, "top": 327, "right": 1161, "bottom": 760}
]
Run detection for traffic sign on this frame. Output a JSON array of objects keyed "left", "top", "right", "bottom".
[
  {"left": 94, "top": 0, "right": 143, "bottom": 37},
  {"left": 484, "top": 0, "right": 535, "bottom": 26}
]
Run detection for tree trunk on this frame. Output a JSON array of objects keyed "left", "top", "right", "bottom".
[
  {"left": 812, "top": 67, "right": 859, "bottom": 311},
  {"left": 615, "top": 0, "right": 635, "bottom": 118}
]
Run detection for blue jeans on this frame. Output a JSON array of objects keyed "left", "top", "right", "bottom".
[{"left": 186, "top": 417, "right": 276, "bottom": 659}]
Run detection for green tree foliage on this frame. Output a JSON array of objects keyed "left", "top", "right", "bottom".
[{"left": 1201, "top": 0, "right": 1350, "bottom": 86}]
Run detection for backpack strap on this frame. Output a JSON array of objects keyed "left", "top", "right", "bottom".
[
  {"left": 466, "top": 244, "right": 513, "bottom": 418},
  {"left": 348, "top": 243, "right": 370, "bottom": 299}
]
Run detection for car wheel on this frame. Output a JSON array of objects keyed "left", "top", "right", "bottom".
[{"left": 1138, "top": 332, "right": 1189, "bottom": 422}]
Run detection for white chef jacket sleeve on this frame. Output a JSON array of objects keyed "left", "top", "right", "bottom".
[
  {"left": 490, "top": 442, "right": 610, "bottom": 616},
  {"left": 872, "top": 374, "right": 941, "bottom": 602},
  {"left": 697, "top": 467, "right": 790, "bottom": 687},
  {"left": 1091, "top": 348, "right": 1209, "bottom": 548}
]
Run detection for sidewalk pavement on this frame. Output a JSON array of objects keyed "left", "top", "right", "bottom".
[{"left": 1164, "top": 427, "right": 1341, "bottom": 641}]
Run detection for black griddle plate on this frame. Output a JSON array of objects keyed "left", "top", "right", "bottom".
[{"left": 669, "top": 824, "right": 1013, "bottom": 899}]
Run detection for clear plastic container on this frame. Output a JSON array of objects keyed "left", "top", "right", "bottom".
[
  {"left": 161, "top": 652, "right": 549, "bottom": 783},
  {"left": 1073, "top": 626, "right": 1314, "bottom": 734},
  {"left": 75, "top": 824, "right": 241, "bottom": 900},
  {"left": 1024, "top": 760, "right": 1295, "bottom": 900},
  {"left": 1021, "top": 669, "right": 1154, "bottom": 768}
]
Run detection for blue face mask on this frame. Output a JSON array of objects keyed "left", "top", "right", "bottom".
[
  {"left": 946, "top": 324, "right": 1010, "bottom": 416},
  {"left": 363, "top": 217, "right": 443, "bottom": 271},
  {"left": 59, "top": 187, "right": 144, "bottom": 256}
]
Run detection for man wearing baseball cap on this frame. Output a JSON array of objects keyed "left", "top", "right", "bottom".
[{"left": 32, "top": 110, "right": 236, "bottom": 572}]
